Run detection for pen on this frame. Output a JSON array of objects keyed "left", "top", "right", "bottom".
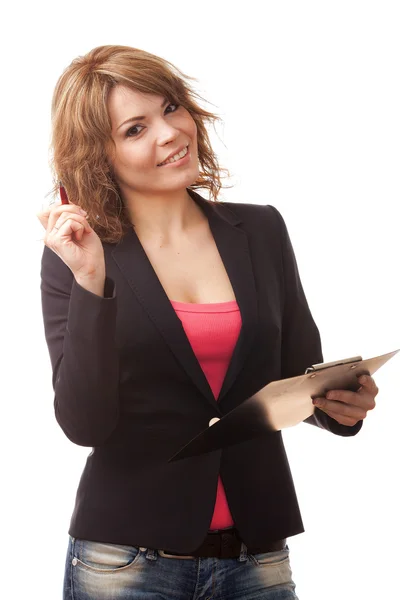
[{"left": 59, "top": 183, "right": 69, "bottom": 205}]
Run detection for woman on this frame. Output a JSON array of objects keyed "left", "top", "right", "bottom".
[{"left": 38, "top": 45, "right": 378, "bottom": 600}]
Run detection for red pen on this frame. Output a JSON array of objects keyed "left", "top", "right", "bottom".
[{"left": 59, "top": 183, "right": 69, "bottom": 205}]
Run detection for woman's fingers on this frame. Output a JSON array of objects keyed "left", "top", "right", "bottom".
[
  {"left": 37, "top": 202, "right": 88, "bottom": 233},
  {"left": 317, "top": 409, "right": 362, "bottom": 427},
  {"left": 45, "top": 213, "right": 90, "bottom": 246},
  {"left": 313, "top": 375, "right": 378, "bottom": 428},
  {"left": 47, "top": 206, "right": 88, "bottom": 235},
  {"left": 313, "top": 398, "right": 367, "bottom": 421},
  {"left": 51, "top": 213, "right": 91, "bottom": 235}
]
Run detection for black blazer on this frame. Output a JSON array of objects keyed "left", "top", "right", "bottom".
[{"left": 40, "top": 189, "right": 362, "bottom": 553}]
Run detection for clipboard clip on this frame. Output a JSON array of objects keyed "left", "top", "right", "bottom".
[{"left": 305, "top": 355, "right": 362, "bottom": 374}]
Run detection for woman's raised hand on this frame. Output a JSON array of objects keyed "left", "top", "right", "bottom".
[{"left": 37, "top": 200, "right": 106, "bottom": 284}]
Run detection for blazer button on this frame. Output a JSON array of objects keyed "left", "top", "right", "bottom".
[{"left": 209, "top": 418, "right": 220, "bottom": 427}]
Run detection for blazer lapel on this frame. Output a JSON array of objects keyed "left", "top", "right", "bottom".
[
  {"left": 193, "top": 192, "right": 258, "bottom": 402},
  {"left": 111, "top": 189, "right": 258, "bottom": 411}
]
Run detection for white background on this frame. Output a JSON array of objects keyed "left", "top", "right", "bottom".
[{"left": 1, "top": 1, "right": 399, "bottom": 598}]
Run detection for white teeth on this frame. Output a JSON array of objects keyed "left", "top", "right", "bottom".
[{"left": 159, "top": 145, "right": 188, "bottom": 166}]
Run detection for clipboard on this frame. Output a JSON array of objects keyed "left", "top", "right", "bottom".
[{"left": 169, "top": 349, "right": 399, "bottom": 462}]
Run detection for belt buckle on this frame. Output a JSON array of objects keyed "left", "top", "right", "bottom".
[{"left": 158, "top": 550, "right": 195, "bottom": 560}]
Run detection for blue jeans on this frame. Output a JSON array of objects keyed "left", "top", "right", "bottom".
[{"left": 63, "top": 535, "right": 299, "bottom": 599}]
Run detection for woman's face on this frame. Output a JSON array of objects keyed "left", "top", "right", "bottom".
[{"left": 107, "top": 85, "right": 199, "bottom": 199}]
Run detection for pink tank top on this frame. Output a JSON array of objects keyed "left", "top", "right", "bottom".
[{"left": 171, "top": 299, "right": 242, "bottom": 530}]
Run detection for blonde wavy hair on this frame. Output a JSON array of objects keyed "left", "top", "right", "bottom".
[{"left": 50, "top": 44, "right": 231, "bottom": 243}]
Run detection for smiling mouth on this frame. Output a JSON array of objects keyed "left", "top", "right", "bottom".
[{"left": 157, "top": 144, "right": 189, "bottom": 167}]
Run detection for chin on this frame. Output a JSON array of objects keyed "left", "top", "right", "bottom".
[{"left": 162, "top": 166, "right": 199, "bottom": 188}]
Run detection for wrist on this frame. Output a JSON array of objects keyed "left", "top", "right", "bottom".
[{"left": 75, "top": 272, "right": 106, "bottom": 297}]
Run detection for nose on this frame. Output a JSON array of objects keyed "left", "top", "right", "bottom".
[{"left": 155, "top": 119, "right": 180, "bottom": 146}]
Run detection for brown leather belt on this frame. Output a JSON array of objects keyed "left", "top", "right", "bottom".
[{"left": 160, "top": 528, "right": 286, "bottom": 559}]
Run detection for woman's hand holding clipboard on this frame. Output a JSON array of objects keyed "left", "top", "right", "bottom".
[{"left": 169, "top": 349, "right": 399, "bottom": 461}]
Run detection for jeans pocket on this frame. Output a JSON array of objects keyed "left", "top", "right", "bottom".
[
  {"left": 247, "top": 546, "right": 296, "bottom": 592},
  {"left": 73, "top": 538, "right": 141, "bottom": 573},
  {"left": 249, "top": 545, "right": 290, "bottom": 567}
]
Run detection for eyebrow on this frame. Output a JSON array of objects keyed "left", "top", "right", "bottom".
[{"left": 117, "top": 97, "right": 170, "bottom": 130}]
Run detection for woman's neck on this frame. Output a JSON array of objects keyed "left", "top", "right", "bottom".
[{"left": 126, "top": 190, "right": 206, "bottom": 242}]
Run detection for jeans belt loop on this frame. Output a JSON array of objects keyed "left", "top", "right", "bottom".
[{"left": 238, "top": 542, "right": 248, "bottom": 562}]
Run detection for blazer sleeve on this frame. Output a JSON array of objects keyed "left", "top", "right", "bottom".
[
  {"left": 270, "top": 206, "right": 362, "bottom": 437},
  {"left": 40, "top": 245, "right": 120, "bottom": 446}
]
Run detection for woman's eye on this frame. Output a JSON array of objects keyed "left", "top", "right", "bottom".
[
  {"left": 166, "top": 103, "right": 180, "bottom": 113},
  {"left": 125, "top": 104, "right": 180, "bottom": 137},
  {"left": 126, "top": 125, "right": 144, "bottom": 138}
]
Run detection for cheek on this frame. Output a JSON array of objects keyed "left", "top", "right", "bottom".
[
  {"left": 116, "top": 145, "right": 152, "bottom": 171},
  {"left": 179, "top": 109, "right": 197, "bottom": 137},
  {"left": 187, "top": 115, "right": 198, "bottom": 139},
  {"left": 190, "top": 123, "right": 198, "bottom": 146}
]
